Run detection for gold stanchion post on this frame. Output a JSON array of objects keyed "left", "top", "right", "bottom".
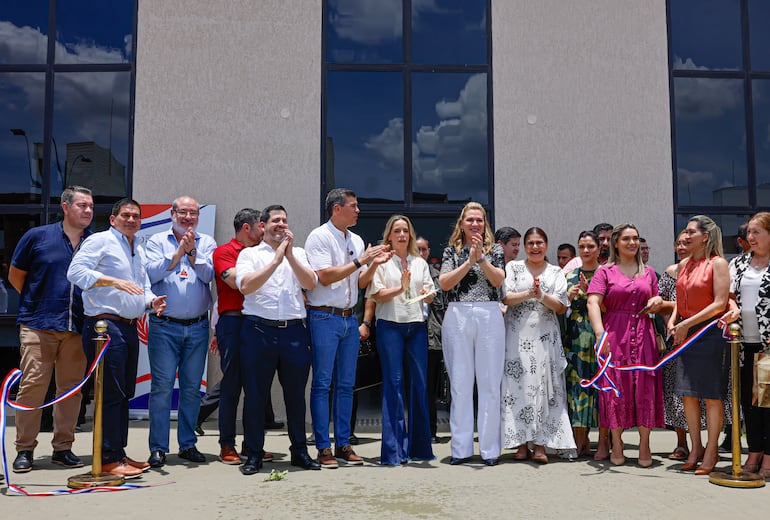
[
  {"left": 67, "top": 320, "right": 125, "bottom": 488},
  {"left": 709, "top": 323, "right": 765, "bottom": 488}
]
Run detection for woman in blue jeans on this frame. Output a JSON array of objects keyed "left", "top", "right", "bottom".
[{"left": 366, "top": 215, "right": 436, "bottom": 465}]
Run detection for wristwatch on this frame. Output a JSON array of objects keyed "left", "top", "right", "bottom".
[
  {"left": 362, "top": 320, "right": 371, "bottom": 327},
  {"left": 186, "top": 248, "right": 197, "bottom": 257}
]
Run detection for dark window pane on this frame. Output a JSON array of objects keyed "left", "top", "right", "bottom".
[
  {"left": 55, "top": 0, "right": 133, "bottom": 64},
  {"left": 326, "top": 71, "right": 404, "bottom": 203},
  {"left": 412, "top": 72, "right": 488, "bottom": 204},
  {"left": 0, "top": 1, "right": 49, "bottom": 64},
  {"left": 749, "top": 0, "right": 770, "bottom": 71},
  {"left": 674, "top": 213, "right": 750, "bottom": 256},
  {"left": 751, "top": 80, "right": 770, "bottom": 200},
  {"left": 673, "top": 77, "right": 747, "bottom": 206},
  {"left": 670, "top": 0, "right": 742, "bottom": 71},
  {"left": 412, "top": 0, "right": 486, "bottom": 65},
  {"left": 52, "top": 71, "right": 130, "bottom": 203},
  {"left": 327, "top": 0, "right": 402, "bottom": 63},
  {"left": 0, "top": 214, "right": 42, "bottom": 315},
  {"left": 0, "top": 73, "right": 45, "bottom": 203}
]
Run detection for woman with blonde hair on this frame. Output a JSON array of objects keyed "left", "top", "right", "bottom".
[
  {"left": 725, "top": 212, "right": 770, "bottom": 478},
  {"left": 366, "top": 215, "right": 435, "bottom": 465},
  {"left": 587, "top": 223, "right": 664, "bottom": 467},
  {"left": 439, "top": 202, "right": 505, "bottom": 465},
  {"left": 668, "top": 215, "right": 730, "bottom": 475}
]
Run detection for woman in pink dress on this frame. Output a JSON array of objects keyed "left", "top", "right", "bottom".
[{"left": 587, "top": 223, "right": 664, "bottom": 467}]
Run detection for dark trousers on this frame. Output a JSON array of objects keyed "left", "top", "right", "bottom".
[
  {"left": 240, "top": 317, "right": 311, "bottom": 458},
  {"left": 215, "top": 315, "right": 242, "bottom": 447},
  {"left": 741, "top": 343, "right": 770, "bottom": 454},
  {"left": 426, "top": 349, "right": 443, "bottom": 437},
  {"left": 83, "top": 317, "right": 139, "bottom": 464}
]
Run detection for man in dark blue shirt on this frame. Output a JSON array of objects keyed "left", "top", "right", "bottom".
[{"left": 8, "top": 186, "right": 94, "bottom": 473}]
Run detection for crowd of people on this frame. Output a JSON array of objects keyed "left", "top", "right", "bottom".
[{"left": 5, "top": 186, "right": 770, "bottom": 482}]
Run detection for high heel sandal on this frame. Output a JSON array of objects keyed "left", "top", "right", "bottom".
[{"left": 512, "top": 446, "right": 530, "bottom": 461}]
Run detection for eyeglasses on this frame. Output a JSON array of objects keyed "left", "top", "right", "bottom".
[{"left": 174, "top": 210, "right": 200, "bottom": 217}]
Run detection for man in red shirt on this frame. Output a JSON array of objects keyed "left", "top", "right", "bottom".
[{"left": 210, "top": 209, "right": 263, "bottom": 464}]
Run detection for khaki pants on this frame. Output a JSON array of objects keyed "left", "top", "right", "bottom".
[{"left": 15, "top": 327, "right": 86, "bottom": 452}]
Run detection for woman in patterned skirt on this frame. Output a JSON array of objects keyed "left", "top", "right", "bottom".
[
  {"left": 564, "top": 230, "right": 601, "bottom": 457},
  {"left": 501, "top": 227, "right": 576, "bottom": 463}
]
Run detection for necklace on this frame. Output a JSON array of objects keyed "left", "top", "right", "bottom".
[{"left": 751, "top": 254, "right": 770, "bottom": 270}]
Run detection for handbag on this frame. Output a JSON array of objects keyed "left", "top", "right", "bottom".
[
  {"left": 753, "top": 350, "right": 770, "bottom": 408},
  {"left": 354, "top": 338, "right": 382, "bottom": 391},
  {"left": 655, "top": 333, "right": 667, "bottom": 354}
]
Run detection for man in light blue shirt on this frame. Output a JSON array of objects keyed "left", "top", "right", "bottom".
[
  {"left": 68, "top": 198, "right": 166, "bottom": 479},
  {"left": 145, "top": 196, "right": 216, "bottom": 468}
]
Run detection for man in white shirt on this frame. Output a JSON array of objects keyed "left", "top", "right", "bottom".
[
  {"left": 304, "top": 188, "right": 390, "bottom": 468},
  {"left": 235, "top": 205, "right": 318, "bottom": 474}
]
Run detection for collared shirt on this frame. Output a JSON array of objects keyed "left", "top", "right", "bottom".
[
  {"left": 213, "top": 238, "right": 245, "bottom": 314},
  {"left": 67, "top": 227, "right": 156, "bottom": 319},
  {"left": 11, "top": 222, "right": 92, "bottom": 333},
  {"left": 235, "top": 242, "right": 313, "bottom": 320},
  {"left": 305, "top": 220, "right": 364, "bottom": 309},
  {"left": 366, "top": 254, "right": 435, "bottom": 323},
  {"left": 145, "top": 228, "right": 216, "bottom": 319}
]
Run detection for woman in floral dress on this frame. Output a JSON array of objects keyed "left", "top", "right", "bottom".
[{"left": 564, "top": 230, "right": 601, "bottom": 457}]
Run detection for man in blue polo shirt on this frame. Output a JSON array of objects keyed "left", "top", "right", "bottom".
[{"left": 8, "top": 186, "right": 93, "bottom": 473}]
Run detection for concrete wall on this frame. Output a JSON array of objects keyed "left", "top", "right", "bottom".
[
  {"left": 133, "top": 0, "right": 322, "bottom": 246},
  {"left": 492, "top": 0, "right": 674, "bottom": 271}
]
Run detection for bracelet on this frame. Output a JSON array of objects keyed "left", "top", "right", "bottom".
[
  {"left": 353, "top": 258, "right": 362, "bottom": 269},
  {"left": 476, "top": 257, "right": 487, "bottom": 264}
]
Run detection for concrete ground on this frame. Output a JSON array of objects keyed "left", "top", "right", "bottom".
[{"left": 2, "top": 415, "right": 768, "bottom": 519}]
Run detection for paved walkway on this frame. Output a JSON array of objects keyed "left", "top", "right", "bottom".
[{"left": 2, "top": 420, "right": 767, "bottom": 519}]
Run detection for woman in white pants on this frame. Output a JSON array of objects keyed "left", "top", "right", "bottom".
[{"left": 439, "top": 202, "right": 506, "bottom": 465}]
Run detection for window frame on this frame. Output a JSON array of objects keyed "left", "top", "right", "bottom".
[{"left": 320, "top": 0, "right": 495, "bottom": 225}]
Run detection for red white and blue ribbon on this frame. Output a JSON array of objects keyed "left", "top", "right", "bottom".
[
  {"left": 1, "top": 335, "right": 172, "bottom": 496},
  {"left": 580, "top": 318, "right": 728, "bottom": 398}
]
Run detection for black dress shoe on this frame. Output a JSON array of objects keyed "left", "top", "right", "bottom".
[
  {"left": 148, "top": 450, "right": 166, "bottom": 468},
  {"left": 240, "top": 455, "right": 263, "bottom": 475},
  {"left": 291, "top": 452, "right": 322, "bottom": 470},
  {"left": 195, "top": 425, "right": 205, "bottom": 436},
  {"left": 348, "top": 434, "right": 360, "bottom": 446},
  {"left": 13, "top": 451, "right": 33, "bottom": 473},
  {"left": 449, "top": 456, "right": 470, "bottom": 465},
  {"left": 431, "top": 435, "right": 440, "bottom": 444},
  {"left": 178, "top": 446, "right": 206, "bottom": 463},
  {"left": 52, "top": 449, "right": 84, "bottom": 468},
  {"left": 265, "top": 421, "right": 285, "bottom": 430},
  {"left": 483, "top": 458, "right": 499, "bottom": 466}
]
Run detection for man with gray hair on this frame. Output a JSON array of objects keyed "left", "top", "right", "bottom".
[
  {"left": 9, "top": 186, "right": 94, "bottom": 473},
  {"left": 145, "top": 196, "right": 217, "bottom": 468}
]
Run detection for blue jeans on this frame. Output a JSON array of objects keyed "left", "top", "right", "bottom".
[
  {"left": 148, "top": 315, "right": 209, "bottom": 452},
  {"left": 308, "top": 310, "right": 359, "bottom": 450},
  {"left": 215, "top": 315, "right": 243, "bottom": 448},
  {"left": 83, "top": 317, "right": 139, "bottom": 464},
  {"left": 240, "top": 317, "right": 311, "bottom": 458},
  {"left": 376, "top": 319, "right": 434, "bottom": 465}
]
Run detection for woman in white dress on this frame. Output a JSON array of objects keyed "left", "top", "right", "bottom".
[{"left": 501, "top": 227, "right": 576, "bottom": 463}]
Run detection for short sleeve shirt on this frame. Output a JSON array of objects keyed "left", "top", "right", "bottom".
[{"left": 440, "top": 243, "right": 505, "bottom": 302}]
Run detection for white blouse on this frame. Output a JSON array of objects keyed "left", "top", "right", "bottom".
[{"left": 366, "top": 254, "right": 435, "bottom": 323}]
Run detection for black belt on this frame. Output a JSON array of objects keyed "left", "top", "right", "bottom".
[
  {"left": 247, "top": 315, "right": 305, "bottom": 328},
  {"left": 219, "top": 310, "right": 243, "bottom": 317},
  {"left": 307, "top": 305, "right": 354, "bottom": 317},
  {"left": 89, "top": 313, "right": 137, "bottom": 326},
  {"left": 154, "top": 313, "right": 208, "bottom": 326}
]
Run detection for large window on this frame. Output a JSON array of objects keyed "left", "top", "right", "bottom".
[
  {"left": 0, "top": 0, "right": 136, "bottom": 316},
  {"left": 322, "top": 0, "right": 492, "bottom": 249},
  {"left": 669, "top": 0, "right": 770, "bottom": 249}
]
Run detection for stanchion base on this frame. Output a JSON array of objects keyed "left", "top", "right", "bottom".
[
  {"left": 67, "top": 472, "right": 126, "bottom": 489},
  {"left": 709, "top": 471, "right": 766, "bottom": 488}
]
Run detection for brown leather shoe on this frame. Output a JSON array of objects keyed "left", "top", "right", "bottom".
[
  {"left": 263, "top": 451, "right": 274, "bottom": 463},
  {"left": 334, "top": 445, "right": 363, "bottom": 465},
  {"left": 102, "top": 459, "right": 143, "bottom": 479},
  {"left": 317, "top": 448, "right": 338, "bottom": 469},
  {"left": 124, "top": 456, "right": 151, "bottom": 472},
  {"left": 219, "top": 445, "right": 242, "bottom": 465}
]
